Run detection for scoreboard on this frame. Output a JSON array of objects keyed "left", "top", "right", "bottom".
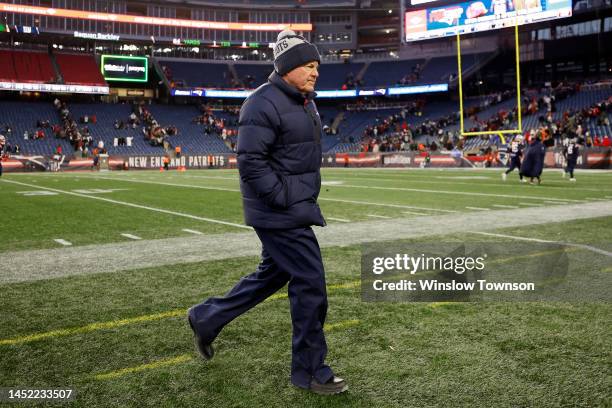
[{"left": 404, "top": 0, "right": 572, "bottom": 42}]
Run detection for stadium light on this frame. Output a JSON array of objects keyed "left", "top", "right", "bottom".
[{"left": 0, "top": 2, "right": 312, "bottom": 32}]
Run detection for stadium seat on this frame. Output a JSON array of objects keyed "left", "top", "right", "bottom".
[
  {"left": 55, "top": 54, "right": 107, "bottom": 86},
  {"left": 159, "top": 60, "right": 233, "bottom": 88},
  {"left": 0, "top": 101, "right": 70, "bottom": 155},
  {"left": 362, "top": 59, "right": 425, "bottom": 87},
  {"left": 233, "top": 64, "right": 275, "bottom": 88},
  {"left": 0, "top": 50, "right": 56, "bottom": 83},
  {"left": 316, "top": 62, "right": 364, "bottom": 89}
]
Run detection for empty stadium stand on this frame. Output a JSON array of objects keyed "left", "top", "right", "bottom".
[
  {"left": 159, "top": 60, "right": 233, "bottom": 88},
  {"left": 55, "top": 54, "right": 107, "bottom": 86},
  {"left": 159, "top": 52, "right": 494, "bottom": 92},
  {"left": 233, "top": 64, "right": 274, "bottom": 88},
  {"left": 167, "top": 60, "right": 365, "bottom": 90},
  {"left": 0, "top": 50, "right": 18, "bottom": 82},
  {"left": 361, "top": 53, "right": 494, "bottom": 87},
  {"left": 361, "top": 59, "right": 425, "bottom": 87},
  {"left": 0, "top": 50, "right": 56, "bottom": 83},
  {"left": 316, "top": 62, "right": 364, "bottom": 89}
]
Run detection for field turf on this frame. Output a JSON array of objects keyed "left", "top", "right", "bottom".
[{"left": 0, "top": 168, "right": 610, "bottom": 407}]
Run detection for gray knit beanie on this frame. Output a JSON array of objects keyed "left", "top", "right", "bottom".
[{"left": 273, "top": 30, "right": 321, "bottom": 76}]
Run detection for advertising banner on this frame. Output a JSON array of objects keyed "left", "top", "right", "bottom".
[
  {"left": 101, "top": 55, "right": 148, "bottom": 83},
  {"left": 2, "top": 149, "right": 609, "bottom": 173},
  {"left": 322, "top": 149, "right": 610, "bottom": 169}
]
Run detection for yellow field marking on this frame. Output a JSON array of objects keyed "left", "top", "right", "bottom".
[
  {"left": 458, "top": 130, "right": 522, "bottom": 136},
  {"left": 267, "top": 280, "right": 361, "bottom": 301},
  {"left": 94, "top": 354, "right": 193, "bottom": 380},
  {"left": 93, "top": 319, "right": 361, "bottom": 381},
  {"left": 328, "top": 280, "right": 361, "bottom": 290},
  {"left": 1, "top": 281, "right": 361, "bottom": 346},
  {"left": 0, "top": 309, "right": 185, "bottom": 346},
  {"left": 325, "top": 319, "right": 360, "bottom": 331},
  {"left": 428, "top": 302, "right": 456, "bottom": 308}
]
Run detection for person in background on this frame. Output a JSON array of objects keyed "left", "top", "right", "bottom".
[
  {"left": 502, "top": 135, "right": 524, "bottom": 182},
  {"left": 520, "top": 135, "right": 546, "bottom": 185},
  {"left": 562, "top": 136, "right": 581, "bottom": 182},
  {"left": 0, "top": 135, "right": 5, "bottom": 177}
]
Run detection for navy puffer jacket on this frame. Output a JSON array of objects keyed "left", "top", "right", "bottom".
[
  {"left": 237, "top": 71, "right": 326, "bottom": 229},
  {"left": 520, "top": 138, "right": 546, "bottom": 177}
]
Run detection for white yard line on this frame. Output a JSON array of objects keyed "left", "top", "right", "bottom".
[
  {"left": 321, "top": 167, "right": 612, "bottom": 173},
  {"left": 468, "top": 231, "right": 612, "bottom": 257},
  {"left": 52, "top": 173, "right": 607, "bottom": 213},
  {"left": 327, "top": 217, "right": 351, "bottom": 223},
  {"left": 468, "top": 231, "right": 555, "bottom": 244},
  {"left": 56, "top": 175, "right": 462, "bottom": 214},
  {"left": 3, "top": 200, "right": 611, "bottom": 283},
  {"left": 319, "top": 197, "right": 457, "bottom": 213},
  {"left": 53, "top": 239, "right": 72, "bottom": 246},
  {"left": 320, "top": 173, "right": 612, "bottom": 193},
  {"left": 465, "top": 206, "right": 490, "bottom": 211},
  {"left": 1, "top": 179, "right": 250, "bottom": 230},
  {"left": 121, "top": 233, "right": 142, "bottom": 240},
  {"left": 94, "top": 176, "right": 240, "bottom": 193},
  {"left": 367, "top": 214, "right": 391, "bottom": 219},
  {"left": 182, "top": 228, "right": 204, "bottom": 235},
  {"left": 45, "top": 172, "right": 601, "bottom": 203},
  {"left": 402, "top": 210, "right": 429, "bottom": 216},
  {"left": 492, "top": 204, "right": 519, "bottom": 209},
  {"left": 519, "top": 202, "right": 544, "bottom": 206},
  {"left": 179, "top": 174, "right": 239, "bottom": 181},
  {"left": 335, "top": 183, "right": 580, "bottom": 202}
]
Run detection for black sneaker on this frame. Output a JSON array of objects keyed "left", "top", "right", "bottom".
[
  {"left": 187, "top": 307, "right": 214, "bottom": 361},
  {"left": 309, "top": 377, "right": 348, "bottom": 395}
]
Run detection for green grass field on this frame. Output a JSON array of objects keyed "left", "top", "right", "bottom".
[{"left": 0, "top": 168, "right": 610, "bottom": 407}]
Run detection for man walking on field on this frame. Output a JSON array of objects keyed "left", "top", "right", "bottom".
[{"left": 187, "top": 30, "right": 348, "bottom": 395}]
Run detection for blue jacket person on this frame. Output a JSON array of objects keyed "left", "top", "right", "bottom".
[
  {"left": 187, "top": 30, "right": 348, "bottom": 395},
  {"left": 520, "top": 136, "right": 546, "bottom": 184}
]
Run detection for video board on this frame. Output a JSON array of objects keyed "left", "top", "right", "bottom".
[
  {"left": 101, "top": 55, "right": 148, "bottom": 82},
  {"left": 404, "top": 0, "right": 572, "bottom": 41},
  {"left": 410, "top": 0, "right": 446, "bottom": 5}
]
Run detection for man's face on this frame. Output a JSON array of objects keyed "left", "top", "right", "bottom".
[{"left": 283, "top": 61, "right": 319, "bottom": 93}]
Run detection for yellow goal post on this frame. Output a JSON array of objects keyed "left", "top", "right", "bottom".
[{"left": 456, "top": 20, "right": 523, "bottom": 145}]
